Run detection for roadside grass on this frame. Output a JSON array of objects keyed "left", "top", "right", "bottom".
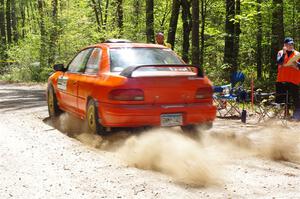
[{"left": 0, "top": 65, "right": 52, "bottom": 83}]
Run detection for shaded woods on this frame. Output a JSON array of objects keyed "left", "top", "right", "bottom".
[{"left": 0, "top": 0, "right": 299, "bottom": 86}]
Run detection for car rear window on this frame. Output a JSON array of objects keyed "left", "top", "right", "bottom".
[{"left": 109, "top": 48, "right": 184, "bottom": 72}]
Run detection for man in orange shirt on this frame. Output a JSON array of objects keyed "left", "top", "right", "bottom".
[
  {"left": 276, "top": 37, "right": 300, "bottom": 121},
  {"left": 155, "top": 32, "right": 172, "bottom": 48}
]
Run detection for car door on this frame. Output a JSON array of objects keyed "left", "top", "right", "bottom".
[
  {"left": 57, "top": 48, "right": 93, "bottom": 113},
  {"left": 77, "top": 48, "right": 102, "bottom": 117}
]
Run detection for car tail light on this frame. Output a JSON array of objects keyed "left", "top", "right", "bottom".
[
  {"left": 109, "top": 89, "right": 144, "bottom": 101},
  {"left": 195, "top": 87, "right": 213, "bottom": 99}
]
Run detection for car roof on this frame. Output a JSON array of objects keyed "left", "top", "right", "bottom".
[{"left": 88, "top": 42, "right": 167, "bottom": 49}]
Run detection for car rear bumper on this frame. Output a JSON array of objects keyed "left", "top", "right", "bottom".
[{"left": 98, "top": 103, "right": 216, "bottom": 127}]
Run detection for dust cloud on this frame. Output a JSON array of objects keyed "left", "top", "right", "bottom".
[
  {"left": 47, "top": 113, "right": 103, "bottom": 147},
  {"left": 47, "top": 114, "right": 224, "bottom": 187},
  {"left": 207, "top": 126, "right": 300, "bottom": 163},
  {"left": 117, "top": 129, "right": 223, "bottom": 187},
  {"left": 75, "top": 133, "right": 103, "bottom": 148},
  {"left": 49, "top": 113, "right": 87, "bottom": 137},
  {"left": 47, "top": 113, "right": 300, "bottom": 187},
  {"left": 250, "top": 127, "right": 300, "bottom": 162}
]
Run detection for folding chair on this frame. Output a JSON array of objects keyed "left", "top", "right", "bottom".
[
  {"left": 213, "top": 72, "right": 246, "bottom": 118},
  {"left": 254, "top": 90, "right": 290, "bottom": 126}
]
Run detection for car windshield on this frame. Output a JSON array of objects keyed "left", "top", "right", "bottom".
[{"left": 109, "top": 48, "right": 184, "bottom": 72}]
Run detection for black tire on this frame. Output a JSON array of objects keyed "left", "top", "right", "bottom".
[
  {"left": 181, "top": 122, "right": 213, "bottom": 133},
  {"left": 86, "top": 99, "right": 107, "bottom": 135},
  {"left": 201, "top": 122, "right": 213, "bottom": 130},
  {"left": 47, "top": 85, "right": 62, "bottom": 118},
  {"left": 181, "top": 125, "right": 199, "bottom": 133}
]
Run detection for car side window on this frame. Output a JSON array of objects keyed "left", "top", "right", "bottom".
[
  {"left": 85, "top": 48, "right": 102, "bottom": 74},
  {"left": 68, "top": 48, "right": 93, "bottom": 73}
]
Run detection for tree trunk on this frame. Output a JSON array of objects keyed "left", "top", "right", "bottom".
[
  {"left": 146, "top": 0, "right": 154, "bottom": 43},
  {"left": 256, "top": 0, "right": 262, "bottom": 79},
  {"left": 199, "top": 0, "right": 207, "bottom": 67},
  {"left": 96, "top": 0, "right": 103, "bottom": 26},
  {"left": 20, "top": 1, "right": 26, "bottom": 38},
  {"left": 11, "top": 0, "right": 18, "bottom": 42},
  {"left": 191, "top": 0, "right": 200, "bottom": 65},
  {"left": 159, "top": 1, "right": 171, "bottom": 30},
  {"left": 224, "top": 0, "right": 235, "bottom": 74},
  {"left": 133, "top": 0, "right": 140, "bottom": 40},
  {"left": 181, "top": 0, "right": 191, "bottom": 63},
  {"left": 270, "top": 0, "right": 284, "bottom": 80},
  {"left": 6, "top": 0, "right": 11, "bottom": 44},
  {"left": 49, "top": 0, "right": 58, "bottom": 66},
  {"left": 233, "top": 0, "right": 240, "bottom": 70},
  {"left": 0, "top": 0, "right": 6, "bottom": 59},
  {"left": 103, "top": 0, "right": 109, "bottom": 30},
  {"left": 292, "top": 0, "right": 295, "bottom": 40},
  {"left": 91, "top": 0, "right": 101, "bottom": 31},
  {"left": 38, "top": 0, "right": 47, "bottom": 71},
  {"left": 116, "top": 0, "right": 123, "bottom": 35},
  {"left": 167, "top": 0, "right": 180, "bottom": 49}
]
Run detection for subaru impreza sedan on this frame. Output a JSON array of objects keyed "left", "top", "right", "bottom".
[{"left": 47, "top": 39, "right": 216, "bottom": 135}]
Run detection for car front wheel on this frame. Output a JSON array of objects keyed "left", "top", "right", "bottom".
[{"left": 47, "top": 85, "right": 62, "bottom": 118}]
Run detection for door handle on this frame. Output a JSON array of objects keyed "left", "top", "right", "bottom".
[{"left": 72, "top": 81, "right": 77, "bottom": 85}]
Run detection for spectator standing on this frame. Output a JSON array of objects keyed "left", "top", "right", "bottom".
[
  {"left": 276, "top": 37, "right": 300, "bottom": 121},
  {"left": 155, "top": 32, "right": 172, "bottom": 48}
]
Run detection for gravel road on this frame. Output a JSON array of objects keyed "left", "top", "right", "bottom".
[{"left": 0, "top": 82, "right": 299, "bottom": 199}]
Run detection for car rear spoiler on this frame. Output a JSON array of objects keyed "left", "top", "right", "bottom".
[{"left": 119, "top": 64, "right": 204, "bottom": 78}]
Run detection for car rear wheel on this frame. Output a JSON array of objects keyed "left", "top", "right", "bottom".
[
  {"left": 86, "top": 99, "right": 107, "bottom": 135},
  {"left": 47, "top": 86, "right": 62, "bottom": 118},
  {"left": 200, "top": 122, "right": 213, "bottom": 130},
  {"left": 181, "top": 125, "right": 199, "bottom": 133},
  {"left": 181, "top": 122, "right": 213, "bottom": 133}
]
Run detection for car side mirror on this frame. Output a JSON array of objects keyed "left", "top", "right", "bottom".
[{"left": 53, "top": 64, "right": 65, "bottom": 72}]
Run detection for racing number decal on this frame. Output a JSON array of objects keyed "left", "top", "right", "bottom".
[{"left": 57, "top": 76, "right": 68, "bottom": 91}]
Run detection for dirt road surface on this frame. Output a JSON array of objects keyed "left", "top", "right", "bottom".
[{"left": 0, "top": 82, "right": 300, "bottom": 198}]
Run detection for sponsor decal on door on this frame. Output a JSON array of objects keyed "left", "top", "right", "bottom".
[{"left": 57, "top": 76, "right": 68, "bottom": 91}]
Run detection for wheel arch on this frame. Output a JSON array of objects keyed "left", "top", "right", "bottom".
[{"left": 86, "top": 96, "right": 95, "bottom": 109}]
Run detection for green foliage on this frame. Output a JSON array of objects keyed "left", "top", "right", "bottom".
[
  {"left": 0, "top": 0, "right": 298, "bottom": 87},
  {"left": 1, "top": 35, "right": 41, "bottom": 82},
  {"left": 0, "top": 64, "right": 52, "bottom": 82}
]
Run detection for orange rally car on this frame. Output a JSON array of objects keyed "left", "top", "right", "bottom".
[{"left": 47, "top": 39, "right": 216, "bottom": 135}]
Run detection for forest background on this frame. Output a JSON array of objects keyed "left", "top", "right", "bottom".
[{"left": 0, "top": 0, "right": 299, "bottom": 90}]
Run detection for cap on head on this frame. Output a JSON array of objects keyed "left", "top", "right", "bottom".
[
  {"left": 284, "top": 37, "right": 294, "bottom": 45},
  {"left": 156, "top": 32, "right": 164, "bottom": 37}
]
